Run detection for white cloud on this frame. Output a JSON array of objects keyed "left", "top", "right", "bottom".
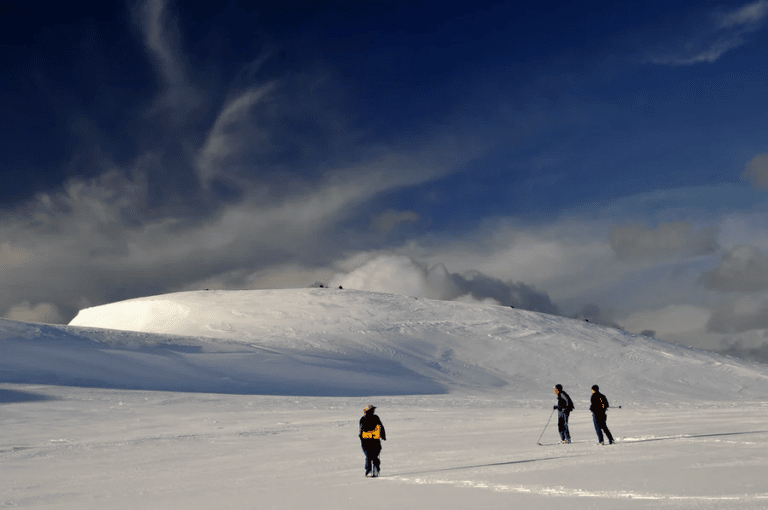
[
  {"left": 620, "top": 304, "right": 720, "bottom": 349},
  {"left": 622, "top": 304, "right": 709, "bottom": 337},
  {"left": 328, "top": 254, "right": 558, "bottom": 314},
  {"left": 0, "top": 243, "right": 34, "bottom": 269},
  {"left": 135, "top": 0, "right": 185, "bottom": 87},
  {"left": 610, "top": 222, "right": 719, "bottom": 260},
  {"left": 701, "top": 245, "right": 768, "bottom": 292},
  {"left": 0, "top": 113, "right": 485, "bottom": 323},
  {"left": 4, "top": 301, "right": 63, "bottom": 324},
  {"left": 649, "top": 39, "right": 744, "bottom": 66},
  {"left": 648, "top": 0, "right": 768, "bottom": 66},
  {"left": 720, "top": 0, "right": 768, "bottom": 28},
  {"left": 331, "top": 255, "right": 432, "bottom": 298},
  {"left": 707, "top": 296, "right": 768, "bottom": 334},
  {"left": 405, "top": 218, "right": 618, "bottom": 304},
  {"left": 714, "top": 210, "right": 768, "bottom": 255},
  {"left": 371, "top": 209, "right": 419, "bottom": 236},
  {"left": 321, "top": 199, "right": 753, "bottom": 350},
  {"left": 133, "top": 0, "right": 203, "bottom": 120},
  {"left": 195, "top": 84, "right": 278, "bottom": 185},
  {"left": 742, "top": 153, "right": 768, "bottom": 189}
]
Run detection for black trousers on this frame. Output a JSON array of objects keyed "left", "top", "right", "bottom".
[
  {"left": 557, "top": 411, "right": 571, "bottom": 441},
  {"left": 592, "top": 413, "right": 614, "bottom": 444},
  {"left": 361, "top": 440, "right": 381, "bottom": 474}
]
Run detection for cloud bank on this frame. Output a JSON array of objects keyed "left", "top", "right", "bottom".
[
  {"left": 329, "top": 254, "right": 558, "bottom": 314},
  {"left": 707, "top": 298, "right": 768, "bottom": 334}
]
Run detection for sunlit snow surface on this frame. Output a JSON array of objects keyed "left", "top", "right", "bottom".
[{"left": 2, "top": 289, "right": 768, "bottom": 508}]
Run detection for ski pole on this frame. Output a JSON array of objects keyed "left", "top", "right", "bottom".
[{"left": 536, "top": 408, "right": 556, "bottom": 445}]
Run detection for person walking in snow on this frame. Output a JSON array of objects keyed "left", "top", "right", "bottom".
[
  {"left": 553, "top": 384, "right": 574, "bottom": 443},
  {"left": 590, "top": 385, "right": 614, "bottom": 445},
  {"left": 359, "top": 405, "right": 386, "bottom": 477}
]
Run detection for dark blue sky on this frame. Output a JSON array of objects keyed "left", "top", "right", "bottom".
[
  {"left": 3, "top": 0, "right": 768, "bottom": 362},
  {"left": 6, "top": 0, "right": 765, "bottom": 214}
]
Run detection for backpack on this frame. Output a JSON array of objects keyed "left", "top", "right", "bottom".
[
  {"left": 361, "top": 424, "right": 381, "bottom": 439},
  {"left": 563, "top": 391, "right": 574, "bottom": 412}
]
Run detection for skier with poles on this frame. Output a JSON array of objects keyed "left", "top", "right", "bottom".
[
  {"left": 590, "top": 385, "right": 614, "bottom": 445},
  {"left": 553, "top": 384, "right": 574, "bottom": 444},
  {"left": 359, "top": 405, "right": 386, "bottom": 477}
]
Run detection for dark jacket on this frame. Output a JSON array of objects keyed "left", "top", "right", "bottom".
[
  {"left": 590, "top": 391, "right": 609, "bottom": 415},
  {"left": 556, "top": 390, "right": 574, "bottom": 414},
  {"left": 359, "top": 413, "right": 386, "bottom": 441}
]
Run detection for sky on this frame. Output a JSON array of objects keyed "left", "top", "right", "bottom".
[{"left": 2, "top": 0, "right": 768, "bottom": 361}]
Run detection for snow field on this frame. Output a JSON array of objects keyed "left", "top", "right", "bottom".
[
  {"left": 2, "top": 289, "right": 768, "bottom": 508},
  {"left": 2, "top": 386, "right": 767, "bottom": 509}
]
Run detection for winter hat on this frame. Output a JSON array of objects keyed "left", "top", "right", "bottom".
[
  {"left": 591, "top": 385, "right": 599, "bottom": 391},
  {"left": 555, "top": 384, "right": 563, "bottom": 391},
  {"left": 364, "top": 405, "right": 376, "bottom": 413}
]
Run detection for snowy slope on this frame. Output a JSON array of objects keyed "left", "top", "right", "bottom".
[{"left": 1, "top": 288, "right": 764, "bottom": 402}]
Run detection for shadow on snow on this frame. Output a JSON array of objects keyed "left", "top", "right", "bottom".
[
  {"left": 385, "top": 456, "right": 568, "bottom": 477},
  {"left": 0, "top": 388, "right": 57, "bottom": 404},
  {"left": 622, "top": 430, "right": 768, "bottom": 443}
]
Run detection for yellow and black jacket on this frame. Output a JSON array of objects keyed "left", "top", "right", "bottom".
[{"left": 359, "top": 413, "right": 386, "bottom": 442}]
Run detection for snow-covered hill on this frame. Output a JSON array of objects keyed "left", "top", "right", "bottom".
[{"left": 1, "top": 288, "right": 765, "bottom": 403}]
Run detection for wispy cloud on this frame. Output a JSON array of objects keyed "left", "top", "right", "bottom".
[
  {"left": 134, "top": 0, "right": 185, "bottom": 87},
  {"left": 0, "top": 0, "right": 489, "bottom": 323},
  {"left": 0, "top": 91, "right": 485, "bottom": 325},
  {"left": 648, "top": 0, "right": 768, "bottom": 66},
  {"left": 742, "top": 153, "right": 768, "bottom": 189},
  {"left": 720, "top": 0, "right": 768, "bottom": 29},
  {"left": 195, "top": 84, "right": 278, "bottom": 186},
  {"left": 133, "top": 0, "right": 203, "bottom": 120},
  {"left": 650, "top": 38, "right": 744, "bottom": 66}
]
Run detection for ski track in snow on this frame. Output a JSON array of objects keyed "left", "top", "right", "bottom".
[{"left": 385, "top": 475, "right": 768, "bottom": 502}]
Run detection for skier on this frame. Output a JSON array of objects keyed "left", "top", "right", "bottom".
[
  {"left": 590, "top": 385, "right": 614, "bottom": 445},
  {"left": 359, "top": 405, "right": 386, "bottom": 477},
  {"left": 553, "top": 384, "right": 574, "bottom": 443}
]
